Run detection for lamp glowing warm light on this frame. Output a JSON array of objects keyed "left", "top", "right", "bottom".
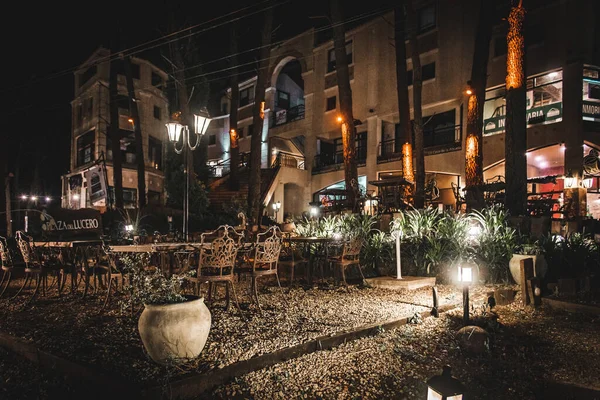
[
  {"left": 72, "top": 194, "right": 80, "bottom": 201},
  {"left": 165, "top": 122, "right": 182, "bottom": 143},
  {"left": 21, "top": 195, "right": 27, "bottom": 200},
  {"left": 467, "top": 225, "right": 481, "bottom": 240},
  {"left": 45, "top": 196, "right": 51, "bottom": 202},
  {"left": 336, "top": 115, "right": 343, "bottom": 123},
  {"left": 333, "top": 232, "right": 342, "bottom": 240},
  {"left": 564, "top": 175, "right": 577, "bottom": 188},
  {"left": 427, "top": 366, "right": 465, "bottom": 400},
  {"left": 272, "top": 201, "right": 281, "bottom": 211},
  {"left": 465, "top": 88, "right": 473, "bottom": 96},
  {"left": 582, "top": 177, "right": 594, "bottom": 189},
  {"left": 457, "top": 265, "right": 473, "bottom": 283},
  {"left": 30, "top": 196, "right": 38, "bottom": 201},
  {"left": 194, "top": 113, "right": 212, "bottom": 135},
  {"left": 128, "top": 118, "right": 134, "bottom": 124},
  {"left": 125, "top": 224, "right": 134, "bottom": 232},
  {"left": 310, "top": 205, "right": 319, "bottom": 217}
]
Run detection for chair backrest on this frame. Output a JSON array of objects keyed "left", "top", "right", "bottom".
[
  {"left": 342, "top": 237, "right": 363, "bottom": 260},
  {"left": 15, "top": 231, "right": 36, "bottom": 265},
  {"left": 198, "top": 225, "right": 243, "bottom": 275},
  {"left": 253, "top": 226, "right": 282, "bottom": 270},
  {"left": 0, "top": 236, "right": 12, "bottom": 267}
]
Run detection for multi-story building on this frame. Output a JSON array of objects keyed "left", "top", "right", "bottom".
[
  {"left": 61, "top": 47, "right": 169, "bottom": 210},
  {"left": 206, "top": 0, "right": 600, "bottom": 222}
]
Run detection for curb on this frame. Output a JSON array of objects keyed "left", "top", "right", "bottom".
[{"left": 542, "top": 297, "right": 600, "bottom": 316}]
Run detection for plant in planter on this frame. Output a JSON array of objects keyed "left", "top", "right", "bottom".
[
  {"left": 509, "top": 235, "right": 548, "bottom": 285},
  {"left": 119, "top": 254, "right": 211, "bottom": 365}
]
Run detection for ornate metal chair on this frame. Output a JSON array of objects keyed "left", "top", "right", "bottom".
[
  {"left": 328, "top": 237, "right": 365, "bottom": 288},
  {"left": 0, "top": 236, "right": 16, "bottom": 297},
  {"left": 278, "top": 234, "right": 309, "bottom": 287},
  {"left": 96, "top": 244, "right": 126, "bottom": 309},
  {"left": 188, "top": 225, "right": 244, "bottom": 315},
  {"left": 241, "top": 226, "right": 284, "bottom": 310}
]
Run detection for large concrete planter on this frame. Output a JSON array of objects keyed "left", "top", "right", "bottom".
[
  {"left": 138, "top": 296, "right": 211, "bottom": 365},
  {"left": 509, "top": 254, "right": 548, "bottom": 285}
]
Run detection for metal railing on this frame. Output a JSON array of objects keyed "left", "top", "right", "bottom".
[
  {"left": 377, "top": 125, "right": 462, "bottom": 163},
  {"left": 271, "top": 104, "right": 306, "bottom": 127},
  {"left": 208, "top": 152, "right": 249, "bottom": 177},
  {"left": 271, "top": 151, "right": 305, "bottom": 170},
  {"left": 312, "top": 150, "right": 366, "bottom": 174}
]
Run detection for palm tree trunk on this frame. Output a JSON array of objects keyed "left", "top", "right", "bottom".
[
  {"left": 123, "top": 56, "right": 146, "bottom": 209},
  {"left": 504, "top": 1, "right": 527, "bottom": 216},
  {"left": 394, "top": 4, "right": 415, "bottom": 190},
  {"left": 465, "top": 0, "right": 494, "bottom": 210},
  {"left": 405, "top": 0, "right": 425, "bottom": 209},
  {"left": 229, "top": 26, "right": 240, "bottom": 191},
  {"left": 247, "top": 2, "right": 274, "bottom": 226},
  {"left": 331, "top": 0, "right": 359, "bottom": 213},
  {"left": 109, "top": 51, "right": 124, "bottom": 210}
]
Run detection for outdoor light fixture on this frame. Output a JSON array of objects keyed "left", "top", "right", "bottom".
[
  {"left": 333, "top": 232, "right": 342, "bottom": 240},
  {"left": 310, "top": 205, "right": 320, "bottom": 218},
  {"left": 45, "top": 196, "right": 51, "bottom": 202},
  {"left": 458, "top": 260, "right": 475, "bottom": 324},
  {"left": 564, "top": 173, "right": 577, "bottom": 189},
  {"left": 72, "top": 194, "right": 80, "bottom": 201},
  {"left": 426, "top": 366, "right": 466, "bottom": 400},
  {"left": 337, "top": 115, "right": 343, "bottom": 123},
  {"left": 165, "top": 109, "right": 212, "bottom": 241},
  {"left": 30, "top": 196, "right": 38, "bottom": 201},
  {"left": 272, "top": 201, "right": 281, "bottom": 221},
  {"left": 20, "top": 195, "right": 27, "bottom": 200},
  {"left": 582, "top": 176, "right": 594, "bottom": 189},
  {"left": 125, "top": 224, "right": 134, "bottom": 232}
]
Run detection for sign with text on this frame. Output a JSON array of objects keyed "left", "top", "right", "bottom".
[
  {"left": 583, "top": 101, "right": 600, "bottom": 122},
  {"left": 484, "top": 103, "right": 562, "bottom": 135},
  {"left": 35, "top": 208, "right": 103, "bottom": 241}
]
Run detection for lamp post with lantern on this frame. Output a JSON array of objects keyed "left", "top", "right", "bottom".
[
  {"left": 272, "top": 201, "right": 281, "bottom": 222},
  {"left": 426, "top": 365, "right": 466, "bottom": 400},
  {"left": 165, "top": 109, "right": 212, "bottom": 241},
  {"left": 458, "top": 260, "right": 475, "bottom": 324}
]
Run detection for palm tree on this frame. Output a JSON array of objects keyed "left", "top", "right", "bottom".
[
  {"left": 504, "top": 0, "right": 527, "bottom": 216},
  {"left": 228, "top": 26, "right": 240, "bottom": 191},
  {"left": 330, "top": 0, "right": 360, "bottom": 212}
]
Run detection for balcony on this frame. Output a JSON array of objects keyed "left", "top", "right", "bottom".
[
  {"left": 377, "top": 125, "right": 462, "bottom": 163},
  {"left": 312, "top": 150, "right": 366, "bottom": 174},
  {"left": 271, "top": 151, "right": 305, "bottom": 170},
  {"left": 271, "top": 104, "right": 305, "bottom": 128}
]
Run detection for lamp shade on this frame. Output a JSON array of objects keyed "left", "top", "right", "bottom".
[
  {"left": 194, "top": 113, "right": 212, "bottom": 135},
  {"left": 166, "top": 122, "right": 182, "bottom": 143},
  {"left": 564, "top": 175, "right": 577, "bottom": 188},
  {"left": 427, "top": 366, "right": 465, "bottom": 400},
  {"left": 582, "top": 177, "right": 593, "bottom": 189},
  {"left": 457, "top": 261, "right": 476, "bottom": 283}
]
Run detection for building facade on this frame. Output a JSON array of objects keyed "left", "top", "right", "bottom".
[
  {"left": 61, "top": 48, "right": 170, "bottom": 210},
  {"left": 206, "top": 0, "right": 600, "bottom": 221}
]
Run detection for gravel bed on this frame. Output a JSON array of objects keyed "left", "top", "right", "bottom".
[
  {"left": 0, "top": 277, "right": 492, "bottom": 384},
  {"left": 205, "top": 298, "right": 600, "bottom": 400}
]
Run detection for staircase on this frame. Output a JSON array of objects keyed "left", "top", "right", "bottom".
[{"left": 206, "top": 166, "right": 280, "bottom": 212}]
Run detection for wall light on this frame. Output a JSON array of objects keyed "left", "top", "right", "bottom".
[
  {"left": 582, "top": 176, "right": 594, "bottom": 189},
  {"left": 564, "top": 174, "right": 577, "bottom": 189}
]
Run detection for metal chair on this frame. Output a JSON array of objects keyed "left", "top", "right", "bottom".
[
  {"left": 187, "top": 225, "right": 244, "bottom": 315},
  {"left": 243, "top": 226, "right": 284, "bottom": 310},
  {"left": 0, "top": 236, "right": 16, "bottom": 297},
  {"left": 278, "top": 235, "right": 309, "bottom": 287},
  {"left": 96, "top": 245, "right": 126, "bottom": 309},
  {"left": 328, "top": 237, "right": 365, "bottom": 288}
]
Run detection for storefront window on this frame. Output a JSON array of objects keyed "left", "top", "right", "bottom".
[
  {"left": 583, "top": 65, "right": 600, "bottom": 122},
  {"left": 483, "top": 69, "right": 563, "bottom": 135}
]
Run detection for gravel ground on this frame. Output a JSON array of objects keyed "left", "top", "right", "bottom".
[
  {"left": 0, "top": 277, "right": 493, "bottom": 384},
  {"left": 203, "top": 298, "right": 600, "bottom": 400}
]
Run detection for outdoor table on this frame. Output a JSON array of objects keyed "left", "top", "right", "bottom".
[{"left": 287, "top": 237, "right": 336, "bottom": 284}]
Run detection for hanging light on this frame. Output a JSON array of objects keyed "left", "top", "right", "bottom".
[
  {"left": 194, "top": 112, "right": 212, "bottom": 136},
  {"left": 563, "top": 173, "right": 577, "bottom": 189},
  {"left": 582, "top": 176, "right": 593, "bottom": 189},
  {"left": 426, "top": 366, "right": 466, "bottom": 400},
  {"left": 165, "top": 122, "right": 182, "bottom": 143}
]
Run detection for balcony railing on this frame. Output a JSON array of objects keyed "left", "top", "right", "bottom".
[
  {"left": 271, "top": 151, "right": 305, "bottom": 170},
  {"left": 312, "top": 150, "right": 366, "bottom": 174},
  {"left": 377, "top": 125, "right": 462, "bottom": 163},
  {"left": 208, "top": 152, "right": 249, "bottom": 178},
  {"left": 271, "top": 104, "right": 305, "bottom": 128}
]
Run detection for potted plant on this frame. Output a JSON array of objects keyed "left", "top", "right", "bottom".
[
  {"left": 509, "top": 240, "right": 548, "bottom": 285},
  {"left": 120, "top": 255, "right": 211, "bottom": 365}
]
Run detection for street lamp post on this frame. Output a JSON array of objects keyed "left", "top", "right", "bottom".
[
  {"left": 166, "top": 110, "right": 212, "bottom": 241},
  {"left": 272, "top": 201, "right": 281, "bottom": 222}
]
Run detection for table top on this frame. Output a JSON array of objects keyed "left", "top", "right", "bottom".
[
  {"left": 109, "top": 242, "right": 254, "bottom": 253},
  {"left": 33, "top": 240, "right": 104, "bottom": 248}
]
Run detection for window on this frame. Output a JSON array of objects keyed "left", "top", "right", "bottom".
[
  {"left": 208, "top": 135, "right": 216, "bottom": 145},
  {"left": 151, "top": 71, "right": 163, "bottom": 87},
  {"left": 153, "top": 105, "right": 161, "bottom": 120},
  {"left": 108, "top": 187, "right": 137, "bottom": 208},
  {"left": 326, "top": 96, "right": 337, "bottom": 111},
  {"left": 276, "top": 90, "right": 290, "bottom": 109},
  {"left": 239, "top": 86, "right": 255, "bottom": 107},
  {"left": 422, "top": 109, "right": 457, "bottom": 148},
  {"left": 86, "top": 97, "right": 93, "bottom": 119},
  {"left": 76, "top": 103, "right": 83, "bottom": 126},
  {"left": 221, "top": 102, "right": 228, "bottom": 115},
  {"left": 327, "top": 41, "right": 353, "bottom": 73},
  {"left": 76, "top": 130, "right": 95, "bottom": 166},
  {"left": 248, "top": 124, "right": 254, "bottom": 136},
  {"left": 406, "top": 62, "right": 436, "bottom": 85},
  {"left": 117, "top": 94, "right": 130, "bottom": 111},
  {"left": 526, "top": 22, "right": 544, "bottom": 47},
  {"left": 148, "top": 136, "right": 163, "bottom": 170},
  {"left": 417, "top": 3, "right": 436, "bottom": 33},
  {"left": 238, "top": 127, "right": 245, "bottom": 139},
  {"left": 493, "top": 36, "right": 507, "bottom": 57},
  {"left": 107, "top": 130, "right": 136, "bottom": 164},
  {"left": 79, "top": 65, "right": 97, "bottom": 87},
  {"left": 112, "top": 60, "right": 140, "bottom": 80}
]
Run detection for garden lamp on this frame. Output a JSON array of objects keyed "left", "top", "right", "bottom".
[
  {"left": 426, "top": 366, "right": 466, "bottom": 400},
  {"left": 458, "top": 260, "right": 475, "bottom": 323}
]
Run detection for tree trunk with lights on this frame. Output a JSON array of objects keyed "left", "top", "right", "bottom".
[
  {"left": 228, "top": 26, "right": 240, "bottom": 191},
  {"left": 394, "top": 4, "right": 414, "bottom": 189},
  {"left": 109, "top": 51, "right": 124, "bottom": 210},
  {"left": 331, "top": 0, "right": 360, "bottom": 212},
  {"left": 504, "top": 1, "right": 527, "bottom": 217},
  {"left": 247, "top": 2, "right": 274, "bottom": 225},
  {"left": 406, "top": 0, "right": 425, "bottom": 209},
  {"left": 465, "top": 0, "right": 494, "bottom": 211},
  {"left": 124, "top": 56, "right": 147, "bottom": 209}
]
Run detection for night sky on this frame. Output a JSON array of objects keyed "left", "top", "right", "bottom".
[{"left": 0, "top": 0, "right": 392, "bottom": 200}]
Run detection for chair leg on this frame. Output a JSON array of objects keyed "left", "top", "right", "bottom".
[
  {"left": 225, "top": 282, "right": 230, "bottom": 311},
  {"left": 340, "top": 265, "right": 349, "bottom": 289},
  {"left": 357, "top": 263, "right": 366, "bottom": 283},
  {"left": 252, "top": 277, "right": 261, "bottom": 311},
  {"left": 0, "top": 270, "right": 6, "bottom": 289},
  {"left": 275, "top": 272, "right": 285, "bottom": 297},
  {"left": 0, "top": 271, "right": 11, "bottom": 297},
  {"left": 27, "top": 274, "right": 42, "bottom": 305},
  {"left": 228, "top": 280, "right": 244, "bottom": 318},
  {"left": 13, "top": 274, "right": 30, "bottom": 298},
  {"left": 103, "top": 275, "right": 113, "bottom": 309}
]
